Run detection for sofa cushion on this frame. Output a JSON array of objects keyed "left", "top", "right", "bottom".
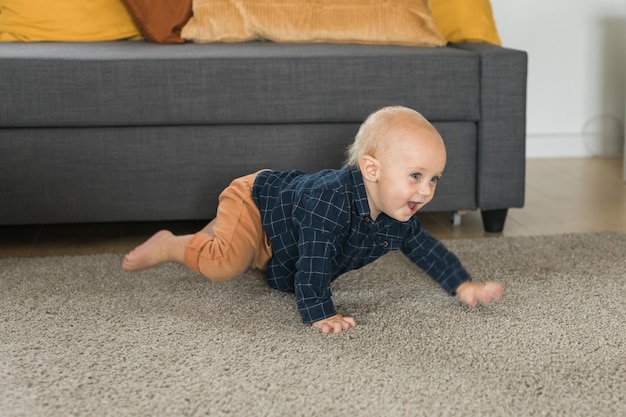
[
  {"left": 181, "top": 0, "right": 445, "bottom": 47},
  {"left": 430, "top": 0, "right": 501, "bottom": 45},
  {"left": 0, "top": 0, "right": 141, "bottom": 42},
  {"left": 120, "top": 0, "right": 192, "bottom": 44},
  {"left": 0, "top": 121, "right": 477, "bottom": 224},
  {"left": 0, "top": 42, "right": 480, "bottom": 127}
]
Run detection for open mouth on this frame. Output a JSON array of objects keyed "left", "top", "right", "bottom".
[{"left": 407, "top": 201, "right": 421, "bottom": 214}]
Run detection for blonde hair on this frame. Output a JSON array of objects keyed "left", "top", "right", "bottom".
[{"left": 345, "top": 106, "right": 432, "bottom": 167}]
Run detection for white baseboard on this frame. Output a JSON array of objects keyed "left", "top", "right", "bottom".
[{"left": 526, "top": 132, "right": 624, "bottom": 159}]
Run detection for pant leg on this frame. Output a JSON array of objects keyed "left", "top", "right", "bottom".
[{"left": 184, "top": 172, "right": 272, "bottom": 282}]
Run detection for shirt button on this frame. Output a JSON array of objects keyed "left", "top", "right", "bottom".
[
  {"left": 364, "top": 216, "right": 371, "bottom": 223},
  {"left": 382, "top": 241, "right": 389, "bottom": 247}
]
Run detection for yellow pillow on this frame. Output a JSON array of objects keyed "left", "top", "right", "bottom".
[
  {"left": 0, "top": 0, "right": 142, "bottom": 42},
  {"left": 430, "top": 0, "right": 501, "bottom": 45},
  {"left": 181, "top": 0, "right": 446, "bottom": 47}
]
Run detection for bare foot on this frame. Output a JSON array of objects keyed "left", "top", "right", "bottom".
[{"left": 122, "top": 230, "right": 180, "bottom": 272}]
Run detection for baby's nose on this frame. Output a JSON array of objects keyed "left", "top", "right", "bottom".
[{"left": 416, "top": 182, "right": 432, "bottom": 196}]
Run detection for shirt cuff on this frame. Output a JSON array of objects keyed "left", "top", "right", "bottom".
[
  {"left": 444, "top": 267, "right": 472, "bottom": 295},
  {"left": 298, "top": 299, "right": 337, "bottom": 324}
]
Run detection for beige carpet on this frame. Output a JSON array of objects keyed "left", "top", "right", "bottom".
[{"left": 1, "top": 233, "right": 625, "bottom": 416}]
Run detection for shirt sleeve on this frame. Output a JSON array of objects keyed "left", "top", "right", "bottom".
[
  {"left": 291, "top": 190, "right": 349, "bottom": 324},
  {"left": 401, "top": 225, "right": 471, "bottom": 294}
]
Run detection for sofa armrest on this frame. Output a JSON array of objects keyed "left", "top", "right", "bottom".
[{"left": 450, "top": 42, "right": 528, "bottom": 210}]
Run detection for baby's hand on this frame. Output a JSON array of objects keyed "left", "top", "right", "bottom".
[
  {"left": 455, "top": 281, "right": 504, "bottom": 308},
  {"left": 313, "top": 314, "right": 357, "bottom": 334}
]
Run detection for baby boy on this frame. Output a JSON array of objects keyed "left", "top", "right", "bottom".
[{"left": 123, "top": 106, "right": 504, "bottom": 334}]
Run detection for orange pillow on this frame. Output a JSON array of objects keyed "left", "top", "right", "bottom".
[
  {"left": 430, "top": 0, "right": 502, "bottom": 45},
  {"left": 182, "top": 0, "right": 446, "bottom": 47},
  {"left": 0, "top": 0, "right": 141, "bottom": 42},
  {"left": 120, "top": 0, "right": 192, "bottom": 44}
]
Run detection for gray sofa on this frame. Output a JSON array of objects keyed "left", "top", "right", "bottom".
[{"left": 0, "top": 41, "right": 527, "bottom": 232}]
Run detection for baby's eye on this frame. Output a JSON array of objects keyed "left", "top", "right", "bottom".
[
  {"left": 430, "top": 176, "right": 440, "bottom": 184},
  {"left": 411, "top": 173, "right": 422, "bottom": 180}
]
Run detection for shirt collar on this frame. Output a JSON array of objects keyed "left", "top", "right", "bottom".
[{"left": 348, "top": 165, "right": 371, "bottom": 218}]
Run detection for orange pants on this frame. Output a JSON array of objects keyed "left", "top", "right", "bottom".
[{"left": 184, "top": 172, "right": 272, "bottom": 282}]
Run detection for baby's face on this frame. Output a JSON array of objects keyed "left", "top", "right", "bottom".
[{"left": 369, "top": 124, "right": 446, "bottom": 222}]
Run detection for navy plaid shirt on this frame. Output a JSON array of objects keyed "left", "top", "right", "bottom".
[{"left": 252, "top": 165, "right": 471, "bottom": 324}]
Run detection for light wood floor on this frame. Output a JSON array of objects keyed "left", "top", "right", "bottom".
[{"left": 1, "top": 157, "right": 625, "bottom": 259}]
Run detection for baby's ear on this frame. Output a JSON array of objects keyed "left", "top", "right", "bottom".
[{"left": 359, "top": 155, "right": 379, "bottom": 182}]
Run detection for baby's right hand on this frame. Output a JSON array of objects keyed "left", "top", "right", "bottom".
[
  {"left": 456, "top": 281, "right": 504, "bottom": 308},
  {"left": 313, "top": 314, "right": 357, "bottom": 334}
]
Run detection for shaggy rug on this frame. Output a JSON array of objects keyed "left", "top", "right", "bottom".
[{"left": 1, "top": 233, "right": 625, "bottom": 417}]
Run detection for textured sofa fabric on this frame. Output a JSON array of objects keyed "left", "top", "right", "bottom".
[
  {"left": 0, "top": 41, "right": 527, "bottom": 231},
  {"left": 1, "top": 42, "right": 479, "bottom": 126}
]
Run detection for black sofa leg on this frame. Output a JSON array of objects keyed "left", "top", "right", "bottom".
[{"left": 481, "top": 209, "right": 508, "bottom": 233}]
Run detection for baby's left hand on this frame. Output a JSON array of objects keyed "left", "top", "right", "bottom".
[
  {"left": 455, "top": 281, "right": 504, "bottom": 308},
  {"left": 312, "top": 314, "right": 357, "bottom": 334}
]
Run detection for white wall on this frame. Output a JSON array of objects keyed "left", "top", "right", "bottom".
[{"left": 490, "top": 0, "right": 626, "bottom": 158}]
